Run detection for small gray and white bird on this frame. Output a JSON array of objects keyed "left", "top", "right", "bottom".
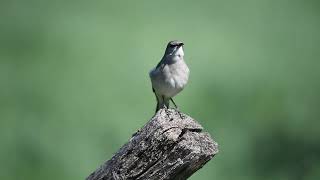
[{"left": 149, "top": 40, "right": 190, "bottom": 113}]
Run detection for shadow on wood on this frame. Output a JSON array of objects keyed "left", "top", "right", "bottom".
[{"left": 86, "top": 109, "right": 218, "bottom": 180}]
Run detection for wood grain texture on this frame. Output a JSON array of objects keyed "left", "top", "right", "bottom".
[{"left": 86, "top": 109, "right": 218, "bottom": 180}]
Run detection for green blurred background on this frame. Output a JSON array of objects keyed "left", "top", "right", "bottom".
[{"left": 1, "top": 0, "right": 320, "bottom": 179}]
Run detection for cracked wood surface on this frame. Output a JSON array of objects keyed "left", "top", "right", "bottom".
[{"left": 86, "top": 109, "right": 218, "bottom": 180}]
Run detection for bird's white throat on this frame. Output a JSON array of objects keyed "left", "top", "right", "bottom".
[{"left": 174, "top": 47, "right": 184, "bottom": 57}]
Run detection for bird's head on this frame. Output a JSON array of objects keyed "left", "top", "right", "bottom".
[{"left": 164, "top": 40, "right": 184, "bottom": 58}]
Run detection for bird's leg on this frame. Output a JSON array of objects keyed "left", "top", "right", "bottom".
[
  {"left": 170, "top": 98, "right": 178, "bottom": 109},
  {"left": 162, "top": 96, "right": 171, "bottom": 119},
  {"left": 170, "top": 98, "right": 184, "bottom": 119},
  {"left": 155, "top": 100, "right": 159, "bottom": 114},
  {"left": 153, "top": 88, "right": 160, "bottom": 114}
]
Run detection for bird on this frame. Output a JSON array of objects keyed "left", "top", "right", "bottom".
[{"left": 149, "top": 40, "right": 190, "bottom": 113}]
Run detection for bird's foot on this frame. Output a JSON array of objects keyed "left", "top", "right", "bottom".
[
  {"left": 173, "top": 107, "right": 185, "bottom": 119},
  {"left": 169, "top": 98, "right": 184, "bottom": 119},
  {"left": 163, "top": 105, "right": 172, "bottom": 120}
]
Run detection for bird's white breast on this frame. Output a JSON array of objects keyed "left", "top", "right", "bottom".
[{"left": 150, "top": 59, "right": 189, "bottom": 98}]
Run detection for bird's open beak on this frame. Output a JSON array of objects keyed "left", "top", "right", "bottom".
[{"left": 178, "top": 43, "right": 184, "bottom": 47}]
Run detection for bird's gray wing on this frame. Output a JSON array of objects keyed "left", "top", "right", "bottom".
[{"left": 155, "top": 57, "right": 166, "bottom": 69}]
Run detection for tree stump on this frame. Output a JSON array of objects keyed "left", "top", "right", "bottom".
[{"left": 86, "top": 109, "right": 218, "bottom": 180}]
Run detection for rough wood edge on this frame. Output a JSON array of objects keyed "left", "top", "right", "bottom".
[{"left": 86, "top": 109, "right": 218, "bottom": 180}]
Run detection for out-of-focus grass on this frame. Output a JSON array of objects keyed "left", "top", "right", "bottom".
[{"left": 1, "top": 0, "right": 320, "bottom": 179}]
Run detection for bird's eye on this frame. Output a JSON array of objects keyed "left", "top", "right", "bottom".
[{"left": 169, "top": 44, "right": 175, "bottom": 47}]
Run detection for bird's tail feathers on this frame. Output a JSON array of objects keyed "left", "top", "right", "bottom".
[{"left": 155, "top": 96, "right": 170, "bottom": 113}]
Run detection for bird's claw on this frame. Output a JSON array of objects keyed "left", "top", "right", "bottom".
[{"left": 173, "top": 107, "right": 185, "bottom": 119}]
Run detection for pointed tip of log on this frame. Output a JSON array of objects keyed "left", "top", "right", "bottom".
[{"left": 87, "top": 108, "right": 218, "bottom": 180}]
